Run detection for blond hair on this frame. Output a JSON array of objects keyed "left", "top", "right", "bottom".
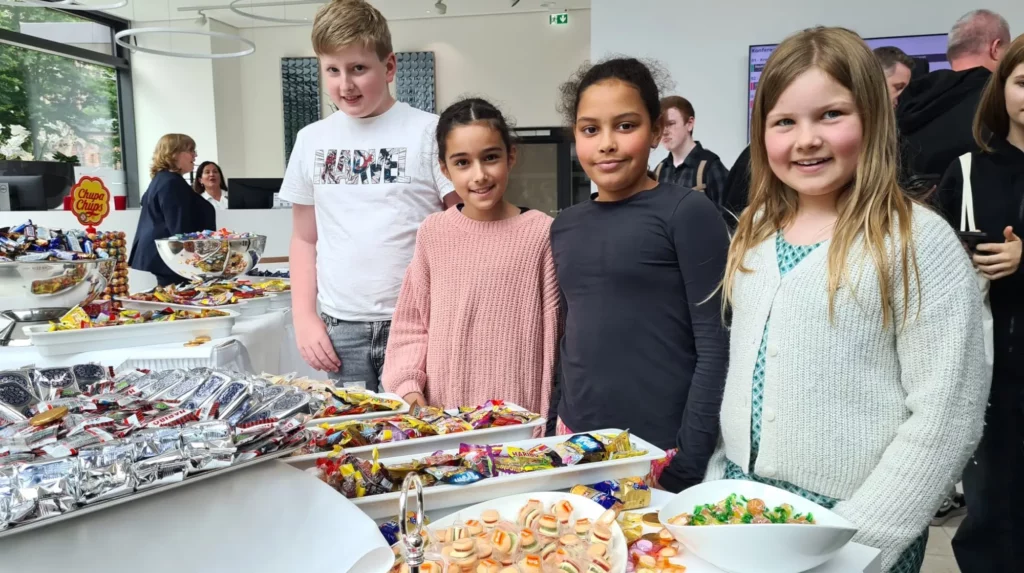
[
  {"left": 723, "top": 27, "right": 918, "bottom": 329},
  {"left": 149, "top": 134, "right": 195, "bottom": 179},
  {"left": 973, "top": 33, "right": 1024, "bottom": 152},
  {"left": 312, "top": 0, "right": 392, "bottom": 59}
]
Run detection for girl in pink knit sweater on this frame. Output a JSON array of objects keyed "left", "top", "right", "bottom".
[{"left": 381, "top": 98, "right": 559, "bottom": 421}]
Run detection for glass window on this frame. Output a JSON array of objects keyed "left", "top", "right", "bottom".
[
  {"left": 0, "top": 5, "right": 113, "bottom": 56},
  {"left": 0, "top": 41, "right": 120, "bottom": 170}
]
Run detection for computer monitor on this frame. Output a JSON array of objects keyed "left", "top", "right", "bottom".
[
  {"left": 228, "top": 178, "right": 282, "bottom": 210},
  {"left": 0, "top": 161, "right": 75, "bottom": 210},
  {"left": 747, "top": 33, "right": 950, "bottom": 140}
]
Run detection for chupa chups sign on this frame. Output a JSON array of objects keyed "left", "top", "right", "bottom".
[{"left": 69, "top": 176, "right": 111, "bottom": 233}]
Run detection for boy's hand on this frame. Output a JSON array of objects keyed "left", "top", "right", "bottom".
[
  {"left": 295, "top": 313, "right": 341, "bottom": 373},
  {"left": 974, "top": 226, "right": 1022, "bottom": 280}
]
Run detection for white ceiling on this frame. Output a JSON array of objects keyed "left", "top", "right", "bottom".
[{"left": 97, "top": 0, "right": 590, "bottom": 28}]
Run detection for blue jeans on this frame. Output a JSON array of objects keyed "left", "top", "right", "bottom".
[{"left": 320, "top": 313, "right": 391, "bottom": 393}]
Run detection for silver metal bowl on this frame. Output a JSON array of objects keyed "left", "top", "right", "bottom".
[
  {"left": 0, "top": 259, "right": 116, "bottom": 312},
  {"left": 154, "top": 235, "right": 267, "bottom": 282}
]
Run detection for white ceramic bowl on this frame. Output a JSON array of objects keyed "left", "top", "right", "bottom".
[{"left": 658, "top": 480, "right": 858, "bottom": 573}]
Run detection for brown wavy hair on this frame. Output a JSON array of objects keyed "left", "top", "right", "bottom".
[
  {"left": 973, "top": 33, "right": 1024, "bottom": 152},
  {"left": 149, "top": 134, "right": 195, "bottom": 179},
  {"left": 723, "top": 27, "right": 919, "bottom": 329}
]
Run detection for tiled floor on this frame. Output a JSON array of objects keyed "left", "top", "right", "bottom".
[{"left": 922, "top": 514, "right": 965, "bottom": 573}]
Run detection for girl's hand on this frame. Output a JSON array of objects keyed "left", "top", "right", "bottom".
[
  {"left": 974, "top": 226, "right": 1022, "bottom": 280},
  {"left": 403, "top": 392, "right": 427, "bottom": 408}
]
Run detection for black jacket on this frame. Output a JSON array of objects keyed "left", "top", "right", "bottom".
[
  {"left": 129, "top": 170, "right": 216, "bottom": 279},
  {"left": 897, "top": 67, "right": 991, "bottom": 179},
  {"left": 935, "top": 138, "right": 1024, "bottom": 377},
  {"left": 721, "top": 145, "right": 751, "bottom": 231},
  {"left": 655, "top": 142, "right": 730, "bottom": 209}
]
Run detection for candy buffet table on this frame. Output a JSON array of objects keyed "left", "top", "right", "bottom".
[
  {"left": 0, "top": 310, "right": 300, "bottom": 374},
  {"left": 0, "top": 462, "right": 394, "bottom": 573}
]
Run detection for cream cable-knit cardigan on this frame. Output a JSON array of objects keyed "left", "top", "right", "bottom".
[{"left": 706, "top": 204, "right": 989, "bottom": 571}]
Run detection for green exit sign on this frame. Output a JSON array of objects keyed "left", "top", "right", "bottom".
[{"left": 549, "top": 13, "right": 569, "bottom": 25}]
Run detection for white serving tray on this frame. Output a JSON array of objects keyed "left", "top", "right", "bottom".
[
  {"left": 23, "top": 309, "right": 239, "bottom": 357},
  {"left": 288, "top": 404, "right": 545, "bottom": 467},
  {"left": 348, "top": 430, "right": 665, "bottom": 520},
  {"left": 0, "top": 445, "right": 301, "bottom": 540},
  {"left": 304, "top": 392, "right": 410, "bottom": 427},
  {"left": 116, "top": 293, "right": 276, "bottom": 318},
  {"left": 432, "top": 492, "right": 628, "bottom": 572},
  {"left": 268, "top": 290, "right": 291, "bottom": 310}
]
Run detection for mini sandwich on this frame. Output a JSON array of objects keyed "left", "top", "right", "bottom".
[
  {"left": 518, "top": 502, "right": 543, "bottom": 529},
  {"left": 466, "top": 519, "right": 484, "bottom": 536},
  {"left": 574, "top": 518, "right": 592, "bottom": 538},
  {"left": 451, "top": 538, "right": 479, "bottom": 568},
  {"left": 490, "top": 529, "right": 520, "bottom": 556},
  {"left": 481, "top": 509, "right": 501, "bottom": 529},
  {"left": 519, "top": 529, "right": 540, "bottom": 553},
  {"left": 588, "top": 557, "right": 612, "bottom": 573},
  {"left": 554, "top": 499, "right": 574, "bottom": 525},
  {"left": 475, "top": 539, "right": 494, "bottom": 560},
  {"left": 476, "top": 558, "right": 501, "bottom": 573},
  {"left": 587, "top": 543, "right": 607, "bottom": 559},
  {"left": 538, "top": 514, "right": 560, "bottom": 538},
  {"left": 518, "top": 554, "right": 543, "bottom": 573},
  {"left": 590, "top": 523, "right": 612, "bottom": 545}
]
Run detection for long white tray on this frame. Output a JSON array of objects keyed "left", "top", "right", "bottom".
[
  {"left": 0, "top": 445, "right": 301, "bottom": 540},
  {"left": 288, "top": 405, "right": 545, "bottom": 467},
  {"left": 116, "top": 293, "right": 277, "bottom": 318},
  {"left": 303, "top": 392, "right": 410, "bottom": 427},
  {"left": 268, "top": 290, "right": 291, "bottom": 310},
  {"left": 348, "top": 430, "right": 665, "bottom": 520},
  {"left": 23, "top": 309, "right": 239, "bottom": 357}
]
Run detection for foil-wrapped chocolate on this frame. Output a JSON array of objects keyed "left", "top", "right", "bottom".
[
  {"left": 0, "top": 463, "right": 34, "bottom": 530},
  {"left": 180, "top": 372, "right": 232, "bottom": 412},
  {"left": 78, "top": 442, "right": 135, "bottom": 504},
  {"left": 72, "top": 363, "right": 107, "bottom": 385},
  {"left": 240, "top": 390, "right": 310, "bottom": 426},
  {"left": 181, "top": 421, "right": 236, "bottom": 473},
  {"left": 0, "top": 401, "right": 26, "bottom": 426},
  {"left": 0, "top": 371, "right": 37, "bottom": 415},
  {"left": 29, "top": 396, "right": 96, "bottom": 417},
  {"left": 130, "top": 428, "right": 182, "bottom": 460},
  {"left": 153, "top": 368, "right": 212, "bottom": 402},
  {"left": 137, "top": 369, "right": 187, "bottom": 399},
  {"left": 132, "top": 451, "right": 189, "bottom": 491},
  {"left": 211, "top": 380, "right": 252, "bottom": 421},
  {"left": 14, "top": 457, "right": 81, "bottom": 523},
  {"left": 253, "top": 384, "right": 290, "bottom": 407},
  {"left": 32, "top": 367, "right": 79, "bottom": 401}
]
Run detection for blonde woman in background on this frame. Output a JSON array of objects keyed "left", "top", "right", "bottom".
[{"left": 129, "top": 134, "right": 215, "bottom": 286}]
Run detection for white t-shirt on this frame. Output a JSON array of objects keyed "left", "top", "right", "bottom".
[
  {"left": 204, "top": 191, "right": 229, "bottom": 210},
  {"left": 279, "top": 102, "right": 453, "bottom": 322}
]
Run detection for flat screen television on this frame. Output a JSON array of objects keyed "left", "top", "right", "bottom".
[{"left": 747, "top": 33, "right": 950, "bottom": 140}]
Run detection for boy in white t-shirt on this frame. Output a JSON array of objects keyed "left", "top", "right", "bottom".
[{"left": 279, "top": 0, "right": 457, "bottom": 390}]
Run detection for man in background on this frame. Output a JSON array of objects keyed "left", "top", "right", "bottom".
[
  {"left": 897, "top": 9, "right": 1010, "bottom": 179},
  {"left": 873, "top": 46, "right": 915, "bottom": 106},
  {"left": 654, "top": 96, "right": 730, "bottom": 213}
]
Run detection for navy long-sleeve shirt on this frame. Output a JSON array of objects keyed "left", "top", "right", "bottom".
[
  {"left": 129, "top": 170, "right": 216, "bottom": 280},
  {"left": 550, "top": 184, "right": 730, "bottom": 491}
]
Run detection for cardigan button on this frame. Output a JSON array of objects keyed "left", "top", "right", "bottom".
[
  {"left": 767, "top": 344, "right": 779, "bottom": 357},
  {"left": 764, "top": 407, "right": 776, "bottom": 422}
]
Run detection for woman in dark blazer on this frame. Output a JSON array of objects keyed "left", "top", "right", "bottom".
[{"left": 129, "top": 134, "right": 215, "bottom": 286}]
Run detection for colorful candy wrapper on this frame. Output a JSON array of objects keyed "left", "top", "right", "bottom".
[
  {"left": 569, "top": 485, "right": 625, "bottom": 513},
  {"left": 590, "top": 477, "right": 651, "bottom": 510},
  {"left": 424, "top": 465, "right": 484, "bottom": 486}
]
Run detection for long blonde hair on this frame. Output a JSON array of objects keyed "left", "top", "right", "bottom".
[
  {"left": 723, "top": 27, "right": 918, "bottom": 329},
  {"left": 150, "top": 134, "right": 195, "bottom": 179}
]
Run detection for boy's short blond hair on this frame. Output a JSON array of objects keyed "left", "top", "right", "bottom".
[{"left": 312, "top": 0, "right": 393, "bottom": 60}]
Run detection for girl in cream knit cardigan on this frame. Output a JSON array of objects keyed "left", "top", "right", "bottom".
[{"left": 712, "top": 28, "right": 989, "bottom": 573}]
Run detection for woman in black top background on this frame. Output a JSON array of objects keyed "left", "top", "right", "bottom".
[
  {"left": 129, "top": 134, "right": 215, "bottom": 286},
  {"left": 934, "top": 35, "right": 1024, "bottom": 573}
]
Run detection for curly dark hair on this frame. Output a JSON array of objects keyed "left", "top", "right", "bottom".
[
  {"left": 436, "top": 97, "right": 516, "bottom": 163},
  {"left": 557, "top": 56, "right": 674, "bottom": 127}
]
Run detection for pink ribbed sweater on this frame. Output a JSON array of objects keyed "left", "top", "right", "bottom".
[{"left": 382, "top": 207, "right": 559, "bottom": 419}]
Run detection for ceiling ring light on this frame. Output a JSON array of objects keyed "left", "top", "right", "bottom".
[
  {"left": 114, "top": 28, "right": 256, "bottom": 59},
  {"left": 0, "top": 0, "right": 128, "bottom": 9},
  {"left": 228, "top": 0, "right": 320, "bottom": 25}
]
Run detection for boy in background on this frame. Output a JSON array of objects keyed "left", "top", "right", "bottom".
[{"left": 279, "top": 0, "right": 457, "bottom": 390}]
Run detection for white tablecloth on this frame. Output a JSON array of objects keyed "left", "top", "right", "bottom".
[
  {"left": 0, "top": 462, "right": 394, "bottom": 573},
  {"left": 0, "top": 310, "right": 302, "bottom": 375}
]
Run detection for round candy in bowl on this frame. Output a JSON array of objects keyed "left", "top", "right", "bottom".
[
  {"left": 155, "top": 235, "right": 266, "bottom": 281},
  {"left": 658, "top": 480, "right": 858, "bottom": 573},
  {"left": 0, "top": 259, "right": 115, "bottom": 312}
]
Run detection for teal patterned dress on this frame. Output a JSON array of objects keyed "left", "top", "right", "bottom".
[{"left": 724, "top": 232, "right": 927, "bottom": 573}]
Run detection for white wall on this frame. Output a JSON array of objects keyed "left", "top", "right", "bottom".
[
  {"left": 234, "top": 10, "right": 590, "bottom": 177},
  {"left": 130, "top": 21, "right": 219, "bottom": 191},
  {"left": 591, "top": 0, "right": 1024, "bottom": 170},
  {"left": 210, "top": 19, "right": 247, "bottom": 182}
]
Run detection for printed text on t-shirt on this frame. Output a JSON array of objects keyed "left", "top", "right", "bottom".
[{"left": 313, "top": 147, "right": 411, "bottom": 185}]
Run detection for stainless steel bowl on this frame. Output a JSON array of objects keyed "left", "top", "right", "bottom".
[
  {"left": 0, "top": 259, "right": 116, "bottom": 312},
  {"left": 154, "top": 235, "right": 267, "bottom": 281}
]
